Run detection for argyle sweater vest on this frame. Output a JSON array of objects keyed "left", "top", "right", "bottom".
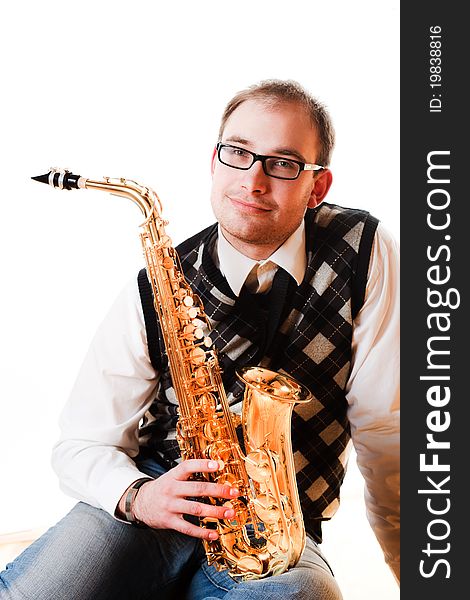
[{"left": 137, "top": 202, "right": 378, "bottom": 541}]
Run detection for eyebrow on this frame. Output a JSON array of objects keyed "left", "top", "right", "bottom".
[{"left": 224, "top": 136, "right": 308, "bottom": 163}]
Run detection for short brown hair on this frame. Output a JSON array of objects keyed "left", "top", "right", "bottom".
[{"left": 218, "top": 79, "right": 335, "bottom": 167}]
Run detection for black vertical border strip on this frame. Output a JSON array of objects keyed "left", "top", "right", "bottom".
[{"left": 401, "top": 3, "right": 466, "bottom": 597}]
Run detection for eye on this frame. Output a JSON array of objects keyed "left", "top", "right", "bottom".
[
  {"left": 227, "top": 146, "right": 250, "bottom": 157},
  {"left": 274, "top": 159, "right": 294, "bottom": 169},
  {"left": 219, "top": 145, "right": 253, "bottom": 167},
  {"left": 271, "top": 159, "right": 298, "bottom": 172}
]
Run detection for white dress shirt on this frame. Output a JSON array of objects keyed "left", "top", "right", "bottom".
[
  {"left": 215, "top": 222, "right": 306, "bottom": 295},
  {"left": 51, "top": 220, "right": 400, "bottom": 579}
]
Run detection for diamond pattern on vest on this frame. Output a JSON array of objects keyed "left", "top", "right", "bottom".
[
  {"left": 303, "top": 332, "right": 336, "bottom": 364},
  {"left": 324, "top": 498, "right": 340, "bottom": 518},
  {"left": 306, "top": 476, "right": 329, "bottom": 501},
  {"left": 293, "top": 396, "right": 324, "bottom": 420},
  {"left": 333, "top": 362, "right": 351, "bottom": 388},
  {"left": 343, "top": 221, "right": 366, "bottom": 250},
  {"left": 319, "top": 420, "right": 343, "bottom": 445},
  {"left": 310, "top": 261, "right": 337, "bottom": 296},
  {"left": 294, "top": 450, "right": 309, "bottom": 472}
]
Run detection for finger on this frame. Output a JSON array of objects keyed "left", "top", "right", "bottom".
[
  {"left": 169, "top": 516, "right": 220, "bottom": 541},
  {"left": 171, "top": 499, "right": 236, "bottom": 521},
  {"left": 173, "top": 459, "right": 224, "bottom": 480},
  {"left": 174, "top": 480, "right": 239, "bottom": 500}
]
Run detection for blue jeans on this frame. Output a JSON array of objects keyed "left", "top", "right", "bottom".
[{"left": 0, "top": 460, "right": 342, "bottom": 600}]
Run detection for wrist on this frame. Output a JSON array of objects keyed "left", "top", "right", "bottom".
[{"left": 122, "top": 477, "right": 153, "bottom": 526}]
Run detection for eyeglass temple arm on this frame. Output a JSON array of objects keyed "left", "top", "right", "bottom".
[{"left": 304, "top": 164, "right": 325, "bottom": 171}]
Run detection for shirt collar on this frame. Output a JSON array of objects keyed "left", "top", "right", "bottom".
[{"left": 215, "top": 221, "right": 307, "bottom": 296}]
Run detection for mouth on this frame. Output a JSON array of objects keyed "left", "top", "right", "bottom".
[{"left": 227, "top": 195, "right": 273, "bottom": 213}]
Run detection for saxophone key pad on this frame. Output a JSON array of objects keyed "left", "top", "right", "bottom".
[
  {"left": 188, "top": 307, "right": 199, "bottom": 319},
  {"left": 189, "top": 346, "right": 206, "bottom": 365},
  {"left": 162, "top": 256, "right": 174, "bottom": 270}
]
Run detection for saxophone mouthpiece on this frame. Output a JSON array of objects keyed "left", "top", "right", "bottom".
[{"left": 31, "top": 168, "right": 83, "bottom": 190}]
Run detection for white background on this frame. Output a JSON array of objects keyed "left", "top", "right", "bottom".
[{"left": 0, "top": 1, "right": 399, "bottom": 598}]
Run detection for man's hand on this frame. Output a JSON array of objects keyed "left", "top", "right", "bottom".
[{"left": 130, "top": 460, "right": 239, "bottom": 541}]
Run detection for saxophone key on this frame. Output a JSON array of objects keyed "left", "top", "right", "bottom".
[
  {"left": 183, "top": 295, "right": 194, "bottom": 307},
  {"left": 221, "top": 498, "right": 248, "bottom": 529},
  {"left": 175, "top": 304, "right": 199, "bottom": 321},
  {"left": 234, "top": 555, "right": 264, "bottom": 577},
  {"left": 197, "top": 392, "right": 217, "bottom": 413},
  {"left": 161, "top": 256, "right": 174, "bottom": 270},
  {"left": 181, "top": 323, "right": 204, "bottom": 341},
  {"left": 216, "top": 467, "right": 236, "bottom": 485},
  {"left": 193, "top": 366, "right": 210, "bottom": 387},
  {"left": 205, "top": 439, "right": 232, "bottom": 461},
  {"left": 159, "top": 234, "right": 173, "bottom": 249},
  {"left": 252, "top": 493, "right": 281, "bottom": 525},
  {"left": 181, "top": 323, "right": 195, "bottom": 340},
  {"left": 189, "top": 346, "right": 206, "bottom": 366},
  {"left": 265, "top": 531, "right": 291, "bottom": 556},
  {"left": 244, "top": 450, "right": 272, "bottom": 483},
  {"left": 188, "top": 306, "right": 199, "bottom": 319},
  {"left": 175, "top": 287, "right": 189, "bottom": 300},
  {"left": 203, "top": 420, "right": 225, "bottom": 442},
  {"left": 194, "top": 328, "right": 205, "bottom": 340},
  {"left": 191, "top": 317, "right": 205, "bottom": 329}
]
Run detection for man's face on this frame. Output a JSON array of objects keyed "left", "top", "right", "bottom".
[{"left": 210, "top": 98, "right": 331, "bottom": 259}]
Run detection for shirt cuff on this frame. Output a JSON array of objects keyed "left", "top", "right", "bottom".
[{"left": 95, "top": 465, "right": 152, "bottom": 517}]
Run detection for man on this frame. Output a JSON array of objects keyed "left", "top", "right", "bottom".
[{"left": 0, "top": 80, "right": 399, "bottom": 599}]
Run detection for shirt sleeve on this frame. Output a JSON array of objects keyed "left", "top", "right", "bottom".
[
  {"left": 346, "top": 222, "right": 400, "bottom": 582},
  {"left": 51, "top": 275, "right": 159, "bottom": 517}
]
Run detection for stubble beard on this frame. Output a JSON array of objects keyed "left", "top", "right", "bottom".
[
  {"left": 222, "top": 219, "right": 288, "bottom": 248},
  {"left": 215, "top": 205, "right": 306, "bottom": 256},
  {"left": 211, "top": 187, "right": 311, "bottom": 256}
]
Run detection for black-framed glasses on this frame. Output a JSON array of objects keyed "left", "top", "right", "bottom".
[{"left": 216, "top": 142, "right": 325, "bottom": 181}]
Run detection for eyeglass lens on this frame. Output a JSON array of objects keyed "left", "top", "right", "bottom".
[{"left": 219, "top": 145, "right": 301, "bottom": 179}]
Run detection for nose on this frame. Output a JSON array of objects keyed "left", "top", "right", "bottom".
[{"left": 241, "top": 158, "right": 269, "bottom": 194}]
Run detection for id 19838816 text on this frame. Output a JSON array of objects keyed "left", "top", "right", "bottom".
[{"left": 429, "top": 25, "right": 443, "bottom": 113}]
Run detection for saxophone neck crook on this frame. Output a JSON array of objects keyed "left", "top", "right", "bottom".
[{"left": 32, "top": 168, "right": 162, "bottom": 220}]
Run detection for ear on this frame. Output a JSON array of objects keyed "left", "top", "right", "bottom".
[
  {"left": 307, "top": 168, "right": 333, "bottom": 208},
  {"left": 210, "top": 146, "right": 217, "bottom": 176}
]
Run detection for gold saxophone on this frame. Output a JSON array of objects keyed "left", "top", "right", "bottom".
[{"left": 33, "top": 168, "right": 312, "bottom": 580}]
